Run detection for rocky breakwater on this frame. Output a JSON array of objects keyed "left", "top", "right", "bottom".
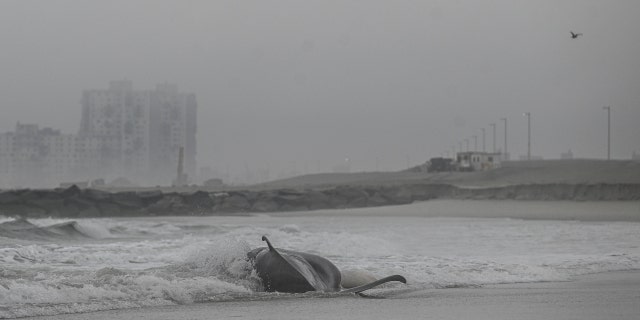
[
  {"left": 0, "top": 183, "right": 638, "bottom": 218},
  {"left": 0, "top": 184, "right": 437, "bottom": 218}
]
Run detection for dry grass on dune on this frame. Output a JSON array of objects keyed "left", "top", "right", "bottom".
[{"left": 256, "top": 160, "right": 640, "bottom": 189}]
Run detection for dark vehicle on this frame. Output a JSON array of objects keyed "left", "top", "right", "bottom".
[{"left": 427, "top": 157, "right": 455, "bottom": 172}]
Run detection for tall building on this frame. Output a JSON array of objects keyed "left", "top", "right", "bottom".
[
  {"left": 79, "top": 80, "right": 152, "bottom": 181},
  {"left": 79, "top": 81, "right": 197, "bottom": 185},
  {"left": 0, "top": 132, "right": 13, "bottom": 187},
  {"left": 0, "top": 81, "right": 197, "bottom": 188},
  {"left": 148, "top": 83, "right": 197, "bottom": 185}
]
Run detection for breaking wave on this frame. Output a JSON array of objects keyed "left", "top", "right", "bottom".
[
  {"left": 1, "top": 211, "right": 640, "bottom": 318},
  {"left": 0, "top": 239, "right": 258, "bottom": 318},
  {"left": 0, "top": 218, "right": 111, "bottom": 241}
]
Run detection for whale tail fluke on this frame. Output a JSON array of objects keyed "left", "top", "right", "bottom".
[{"left": 340, "top": 275, "right": 407, "bottom": 294}]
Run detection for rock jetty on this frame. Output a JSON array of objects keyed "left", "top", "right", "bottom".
[{"left": 1, "top": 183, "right": 639, "bottom": 218}]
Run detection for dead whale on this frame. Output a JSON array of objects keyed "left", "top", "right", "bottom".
[{"left": 247, "top": 236, "right": 406, "bottom": 294}]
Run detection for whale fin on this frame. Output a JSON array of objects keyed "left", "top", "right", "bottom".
[
  {"left": 256, "top": 235, "right": 322, "bottom": 292},
  {"left": 262, "top": 235, "right": 276, "bottom": 251},
  {"left": 340, "top": 275, "right": 407, "bottom": 294},
  {"left": 260, "top": 236, "right": 288, "bottom": 266}
]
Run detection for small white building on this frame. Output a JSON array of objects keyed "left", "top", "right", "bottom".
[{"left": 456, "top": 152, "right": 501, "bottom": 171}]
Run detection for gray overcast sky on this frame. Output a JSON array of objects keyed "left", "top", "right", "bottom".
[{"left": 1, "top": 0, "right": 639, "bottom": 182}]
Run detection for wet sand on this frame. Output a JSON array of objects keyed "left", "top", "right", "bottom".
[
  {"left": 29, "top": 271, "right": 640, "bottom": 320},
  {"left": 273, "top": 199, "right": 640, "bottom": 221},
  {"left": 18, "top": 200, "right": 640, "bottom": 319}
]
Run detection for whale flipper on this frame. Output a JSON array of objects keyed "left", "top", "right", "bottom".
[{"left": 340, "top": 275, "right": 407, "bottom": 294}]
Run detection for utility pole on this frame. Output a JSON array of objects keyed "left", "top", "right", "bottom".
[
  {"left": 603, "top": 106, "right": 611, "bottom": 160},
  {"left": 501, "top": 117, "right": 508, "bottom": 160},
  {"left": 523, "top": 112, "right": 531, "bottom": 160},
  {"left": 490, "top": 123, "right": 496, "bottom": 153}
]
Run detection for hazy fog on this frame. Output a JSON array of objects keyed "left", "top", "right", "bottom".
[{"left": 1, "top": 0, "right": 639, "bottom": 183}]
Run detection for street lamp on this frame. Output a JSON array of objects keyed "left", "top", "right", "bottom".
[
  {"left": 465, "top": 138, "right": 469, "bottom": 152},
  {"left": 603, "top": 106, "right": 611, "bottom": 160},
  {"left": 501, "top": 117, "right": 508, "bottom": 159},
  {"left": 523, "top": 112, "right": 531, "bottom": 160},
  {"left": 490, "top": 123, "right": 496, "bottom": 153},
  {"left": 481, "top": 128, "right": 486, "bottom": 152},
  {"left": 473, "top": 135, "right": 478, "bottom": 152}
]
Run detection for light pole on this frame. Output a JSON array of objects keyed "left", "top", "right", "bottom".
[
  {"left": 473, "top": 135, "right": 478, "bottom": 152},
  {"left": 603, "top": 106, "right": 611, "bottom": 160},
  {"left": 490, "top": 123, "right": 496, "bottom": 153},
  {"left": 465, "top": 138, "right": 470, "bottom": 152},
  {"left": 523, "top": 112, "right": 531, "bottom": 160},
  {"left": 481, "top": 128, "right": 486, "bottom": 152},
  {"left": 501, "top": 117, "right": 508, "bottom": 159}
]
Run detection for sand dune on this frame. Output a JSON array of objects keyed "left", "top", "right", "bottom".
[{"left": 258, "top": 160, "right": 640, "bottom": 189}]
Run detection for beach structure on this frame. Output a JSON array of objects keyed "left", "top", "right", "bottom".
[{"left": 456, "top": 151, "right": 501, "bottom": 171}]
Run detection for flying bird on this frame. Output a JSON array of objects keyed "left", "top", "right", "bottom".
[{"left": 570, "top": 31, "right": 582, "bottom": 39}]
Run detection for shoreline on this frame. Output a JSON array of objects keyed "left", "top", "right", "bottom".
[
  {"left": 3, "top": 199, "right": 638, "bottom": 222},
  {"left": 27, "top": 270, "right": 640, "bottom": 320},
  {"left": 271, "top": 199, "right": 640, "bottom": 221}
]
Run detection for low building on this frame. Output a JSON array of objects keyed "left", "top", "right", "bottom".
[
  {"left": 0, "top": 123, "right": 102, "bottom": 188},
  {"left": 456, "top": 152, "right": 501, "bottom": 171},
  {"left": 561, "top": 149, "right": 574, "bottom": 160}
]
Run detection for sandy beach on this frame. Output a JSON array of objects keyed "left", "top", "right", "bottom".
[
  {"left": 27, "top": 270, "right": 640, "bottom": 320},
  {"left": 273, "top": 199, "right": 640, "bottom": 221},
  {"left": 4, "top": 184, "right": 638, "bottom": 319},
  {"left": 17, "top": 199, "right": 640, "bottom": 320}
]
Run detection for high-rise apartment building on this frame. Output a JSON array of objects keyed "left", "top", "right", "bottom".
[
  {"left": 149, "top": 83, "right": 197, "bottom": 185},
  {"left": 79, "top": 81, "right": 152, "bottom": 180},
  {"left": 0, "top": 81, "right": 197, "bottom": 188},
  {"left": 79, "top": 81, "right": 197, "bottom": 185}
]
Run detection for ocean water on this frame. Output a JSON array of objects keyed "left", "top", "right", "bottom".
[{"left": 1, "top": 201, "right": 639, "bottom": 318}]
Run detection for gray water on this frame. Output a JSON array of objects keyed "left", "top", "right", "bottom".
[{"left": 1, "top": 200, "right": 639, "bottom": 318}]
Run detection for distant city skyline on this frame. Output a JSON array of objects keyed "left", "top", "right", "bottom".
[
  {"left": 1, "top": 82, "right": 639, "bottom": 186},
  {"left": 1, "top": 1, "right": 639, "bottom": 184},
  {"left": 0, "top": 81, "right": 196, "bottom": 188}
]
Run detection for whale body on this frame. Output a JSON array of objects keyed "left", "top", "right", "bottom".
[{"left": 247, "top": 236, "right": 406, "bottom": 294}]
